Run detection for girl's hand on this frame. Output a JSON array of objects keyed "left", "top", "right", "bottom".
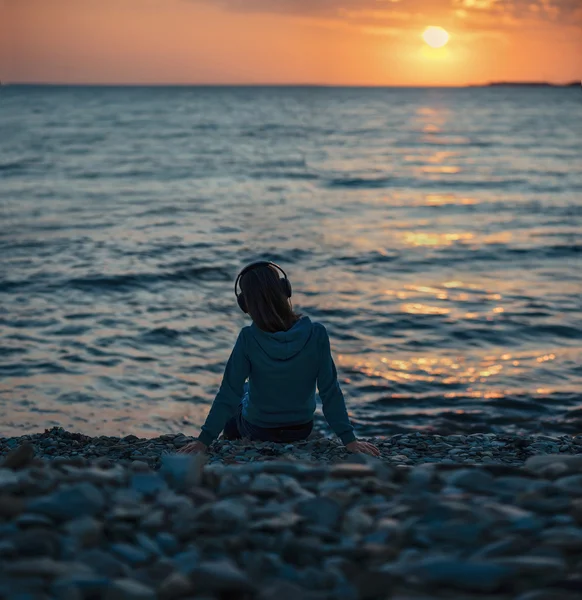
[
  {"left": 177, "top": 440, "right": 208, "bottom": 455},
  {"left": 346, "top": 440, "right": 381, "bottom": 457}
]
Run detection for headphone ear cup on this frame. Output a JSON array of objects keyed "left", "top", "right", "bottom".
[
  {"left": 281, "top": 278, "right": 292, "bottom": 298},
  {"left": 237, "top": 293, "right": 248, "bottom": 313}
]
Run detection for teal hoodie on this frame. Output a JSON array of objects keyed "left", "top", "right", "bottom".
[{"left": 198, "top": 316, "right": 356, "bottom": 446}]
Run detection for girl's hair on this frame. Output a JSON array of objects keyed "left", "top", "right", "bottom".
[{"left": 239, "top": 264, "right": 300, "bottom": 333}]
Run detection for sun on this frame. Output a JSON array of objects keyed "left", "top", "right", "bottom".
[{"left": 422, "top": 26, "right": 450, "bottom": 49}]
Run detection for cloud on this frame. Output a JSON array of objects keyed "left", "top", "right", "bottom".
[{"left": 196, "top": 0, "right": 582, "bottom": 29}]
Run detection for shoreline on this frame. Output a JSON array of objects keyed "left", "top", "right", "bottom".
[
  {"left": 2, "top": 427, "right": 581, "bottom": 469},
  {"left": 1, "top": 429, "right": 581, "bottom": 599}
]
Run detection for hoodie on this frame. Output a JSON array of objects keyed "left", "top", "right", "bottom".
[{"left": 198, "top": 316, "right": 356, "bottom": 446}]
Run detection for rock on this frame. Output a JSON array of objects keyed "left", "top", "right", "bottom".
[
  {"left": 491, "top": 556, "right": 566, "bottom": 583},
  {"left": 330, "top": 463, "right": 376, "bottom": 478},
  {"left": 156, "top": 533, "right": 179, "bottom": 555},
  {"left": 409, "top": 557, "right": 514, "bottom": 592},
  {"left": 572, "top": 499, "right": 582, "bottom": 525},
  {"left": 64, "top": 516, "right": 103, "bottom": 548},
  {"left": 109, "top": 543, "right": 151, "bottom": 565},
  {"left": 441, "top": 469, "right": 497, "bottom": 493},
  {"left": 555, "top": 474, "right": 582, "bottom": 494},
  {"left": 342, "top": 507, "right": 374, "bottom": 536},
  {"left": 0, "top": 469, "right": 21, "bottom": 492},
  {"left": 525, "top": 455, "right": 582, "bottom": 474},
  {"left": 258, "top": 581, "right": 315, "bottom": 600},
  {"left": 210, "top": 498, "right": 249, "bottom": 524},
  {"left": 189, "top": 559, "right": 254, "bottom": 593},
  {"left": 51, "top": 572, "right": 111, "bottom": 597},
  {"left": 141, "top": 509, "right": 166, "bottom": 530},
  {"left": 103, "top": 579, "right": 156, "bottom": 600},
  {"left": 0, "top": 494, "right": 24, "bottom": 518},
  {"left": 514, "top": 591, "right": 580, "bottom": 600},
  {"left": 76, "top": 549, "right": 129, "bottom": 578},
  {"left": 158, "top": 572, "right": 193, "bottom": 599},
  {"left": 250, "top": 473, "right": 282, "bottom": 496},
  {"left": 6, "top": 558, "right": 90, "bottom": 578},
  {"left": 15, "top": 513, "right": 55, "bottom": 528},
  {"left": 160, "top": 454, "right": 205, "bottom": 491},
  {"left": 172, "top": 548, "right": 200, "bottom": 575},
  {"left": 250, "top": 512, "right": 304, "bottom": 531},
  {"left": 11, "top": 529, "right": 61, "bottom": 558},
  {"left": 541, "top": 526, "right": 582, "bottom": 550},
  {"left": 470, "top": 537, "right": 530, "bottom": 559},
  {"left": 296, "top": 497, "right": 343, "bottom": 529},
  {"left": 130, "top": 473, "right": 167, "bottom": 496},
  {"left": 349, "top": 567, "right": 393, "bottom": 600},
  {"left": 130, "top": 460, "right": 150, "bottom": 472},
  {"left": 1, "top": 443, "right": 35, "bottom": 469},
  {"left": 26, "top": 483, "right": 105, "bottom": 521}
]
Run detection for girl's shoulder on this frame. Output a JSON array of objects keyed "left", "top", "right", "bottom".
[{"left": 311, "top": 321, "right": 330, "bottom": 339}]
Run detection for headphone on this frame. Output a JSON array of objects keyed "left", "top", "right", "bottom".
[{"left": 234, "top": 261, "right": 292, "bottom": 314}]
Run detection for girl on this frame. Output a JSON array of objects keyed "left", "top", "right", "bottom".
[{"left": 179, "top": 261, "right": 380, "bottom": 456}]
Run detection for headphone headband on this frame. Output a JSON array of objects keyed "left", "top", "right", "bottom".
[{"left": 234, "top": 261, "right": 288, "bottom": 297}]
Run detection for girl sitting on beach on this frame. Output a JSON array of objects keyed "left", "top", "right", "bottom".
[{"left": 179, "top": 261, "right": 379, "bottom": 456}]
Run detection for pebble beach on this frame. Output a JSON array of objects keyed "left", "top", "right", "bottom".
[{"left": 1, "top": 429, "right": 582, "bottom": 599}]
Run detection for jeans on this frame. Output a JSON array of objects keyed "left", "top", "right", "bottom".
[{"left": 223, "top": 401, "right": 313, "bottom": 443}]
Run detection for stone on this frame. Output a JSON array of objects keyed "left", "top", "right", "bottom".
[
  {"left": 491, "top": 556, "right": 566, "bottom": 583},
  {"left": 26, "top": 483, "right": 105, "bottom": 521},
  {"left": 6, "top": 558, "right": 90, "bottom": 578},
  {"left": 0, "top": 469, "right": 21, "bottom": 492},
  {"left": 158, "top": 572, "right": 193, "bottom": 600},
  {"left": 259, "top": 581, "right": 315, "bottom": 600},
  {"left": 189, "top": 559, "right": 254, "bottom": 593},
  {"left": 109, "top": 543, "right": 151, "bottom": 565},
  {"left": 103, "top": 579, "right": 156, "bottom": 600},
  {"left": 342, "top": 507, "right": 374, "bottom": 536},
  {"left": 63, "top": 516, "right": 103, "bottom": 548},
  {"left": 0, "top": 494, "right": 24, "bottom": 518},
  {"left": 130, "top": 473, "right": 167, "bottom": 496},
  {"left": 172, "top": 548, "right": 201, "bottom": 575},
  {"left": 130, "top": 460, "right": 150, "bottom": 472},
  {"left": 250, "top": 473, "right": 282, "bottom": 496},
  {"left": 210, "top": 498, "right": 249, "bottom": 524},
  {"left": 250, "top": 512, "right": 304, "bottom": 531},
  {"left": 296, "top": 497, "right": 343, "bottom": 529},
  {"left": 441, "top": 469, "right": 497, "bottom": 493},
  {"left": 330, "top": 463, "right": 376, "bottom": 478},
  {"left": 555, "top": 475, "right": 582, "bottom": 494},
  {"left": 11, "top": 529, "right": 61, "bottom": 558},
  {"left": 1, "top": 443, "right": 35, "bottom": 470},
  {"left": 51, "top": 572, "right": 111, "bottom": 597},
  {"left": 156, "top": 533, "right": 179, "bottom": 555},
  {"left": 525, "top": 455, "right": 582, "bottom": 474},
  {"left": 541, "top": 526, "right": 582, "bottom": 550},
  {"left": 160, "top": 454, "right": 205, "bottom": 491},
  {"left": 76, "top": 549, "right": 128, "bottom": 578},
  {"left": 409, "top": 558, "right": 514, "bottom": 592},
  {"left": 15, "top": 513, "right": 55, "bottom": 528}
]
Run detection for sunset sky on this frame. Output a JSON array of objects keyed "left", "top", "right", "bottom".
[{"left": 1, "top": 0, "right": 580, "bottom": 86}]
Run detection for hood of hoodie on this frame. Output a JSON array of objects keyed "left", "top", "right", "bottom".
[{"left": 250, "top": 316, "right": 313, "bottom": 361}]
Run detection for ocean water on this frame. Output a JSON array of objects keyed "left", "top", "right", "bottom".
[{"left": 1, "top": 85, "right": 581, "bottom": 439}]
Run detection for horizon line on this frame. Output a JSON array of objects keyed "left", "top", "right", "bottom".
[{"left": 1, "top": 80, "right": 579, "bottom": 89}]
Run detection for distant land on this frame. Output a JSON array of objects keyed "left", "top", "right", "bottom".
[{"left": 482, "top": 81, "right": 580, "bottom": 88}]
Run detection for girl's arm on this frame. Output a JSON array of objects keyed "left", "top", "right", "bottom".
[
  {"left": 316, "top": 326, "right": 357, "bottom": 446},
  {"left": 181, "top": 330, "right": 250, "bottom": 452},
  {"left": 317, "top": 325, "right": 380, "bottom": 456}
]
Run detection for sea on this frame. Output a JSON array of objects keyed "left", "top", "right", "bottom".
[{"left": 1, "top": 85, "right": 581, "bottom": 439}]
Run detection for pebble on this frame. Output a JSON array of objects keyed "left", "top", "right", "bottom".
[{"left": 0, "top": 428, "right": 581, "bottom": 600}]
